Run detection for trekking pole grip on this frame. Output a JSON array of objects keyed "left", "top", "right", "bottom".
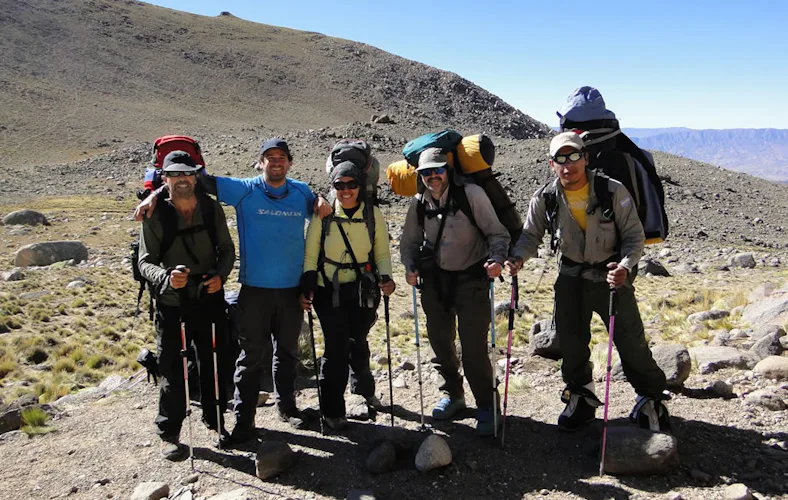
[{"left": 608, "top": 287, "right": 617, "bottom": 318}]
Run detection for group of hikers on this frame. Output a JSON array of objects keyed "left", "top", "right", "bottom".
[{"left": 134, "top": 86, "right": 672, "bottom": 461}]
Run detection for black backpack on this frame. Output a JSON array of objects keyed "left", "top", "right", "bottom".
[{"left": 130, "top": 190, "right": 219, "bottom": 320}]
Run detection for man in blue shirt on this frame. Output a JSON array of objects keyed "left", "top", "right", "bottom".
[{"left": 137, "top": 138, "right": 330, "bottom": 446}]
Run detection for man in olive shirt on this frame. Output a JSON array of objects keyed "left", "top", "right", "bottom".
[{"left": 138, "top": 151, "right": 236, "bottom": 459}]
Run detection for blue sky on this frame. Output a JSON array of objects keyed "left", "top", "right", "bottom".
[{"left": 146, "top": 0, "right": 788, "bottom": 129}]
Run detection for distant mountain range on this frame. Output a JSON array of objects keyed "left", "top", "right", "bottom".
[{"left": 625, "top": 128, "right": 788, "bottom": 183}]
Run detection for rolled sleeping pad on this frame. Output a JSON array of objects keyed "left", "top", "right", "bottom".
[
  {"left": 386, "top": 159, "right": 419, "bottom": 197},
  {"left": 456, "top": 134, "right": 495, "bottom": 174}
]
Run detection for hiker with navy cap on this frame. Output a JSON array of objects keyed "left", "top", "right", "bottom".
[
  {"left": 136, "top": 138, "right": 331, "bottom": 446},
  {"left": 137, "top": 150, "right": 236, "bottom": 459},
  {"left": 505, "top": 131, "right": 670, "bottom": 432}
]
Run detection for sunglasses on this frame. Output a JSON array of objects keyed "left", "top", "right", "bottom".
[
  {"left": 553, "top": 151, "right": 584, "bottom": 164},
  {"left": 333, "top": 180, "right": 360, "bottom": 191},
  {"left": 419, "top": 167, "right": 447, "bottom": 177},
  {"left": 163, "top": 170, "right": 197, "bottom": 177}
]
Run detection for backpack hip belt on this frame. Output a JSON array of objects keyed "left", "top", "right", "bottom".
[{"left": 559, "top": 255, "right": 620, "bottom": 273}]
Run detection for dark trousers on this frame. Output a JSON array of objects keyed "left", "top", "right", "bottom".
[
  {"left": 420, "top": 269, "right": 496, "bottom": 409},
  {"left": 233, "top": 285, "right": 302, "bottom": 427},
  {"left": 154, "top": 294, "right": 228, "bottom": 439},
  {"left": 313, "top": 283, "right": 378, "bottom": 418},
  {"left": 554, "top": 274, "right": 666, "bottom": 398}
]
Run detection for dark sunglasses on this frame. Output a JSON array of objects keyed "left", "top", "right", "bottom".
[
  {"left": 163, "top": 170, "right": 197, "bottom": 177},
  {"left": 553, "top": 151, "right": 584, "bottom": 164},
  {"left": 333, "top": 180, "right": 360, "bottom": 191},
  {"left": 419, "top": 167, "right": 447, "bottom": 177}
]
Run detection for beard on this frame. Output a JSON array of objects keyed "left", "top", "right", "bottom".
[{"left": 171, "top": 181, "right": 195, "bottom": 199}]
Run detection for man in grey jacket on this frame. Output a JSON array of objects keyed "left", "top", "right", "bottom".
[
  {"left": 401, "top": 148, "right": 510, "bottom": 436},
  {"left": 506, "top": 132, "right": 669, "bottom": 432}
]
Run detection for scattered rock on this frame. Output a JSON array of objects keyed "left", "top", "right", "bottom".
[
  {"left": 602, "top": 427, "right": 679, "bottom": 475},
  {"left": 529, "top": 319, "right": 561, "bottom": 360},
  {"left": 744, "top": 388, "right": 787, "bottom": 411},
  {"left": 208, "top": 488, "right": 252, "bottom": 500},
  {"left": 255, "top": 441, "right": 297, "bottom": 479},
  {"left": 730, "top": 253, "right": 756, "bottom": 269},
  {"left": 130, "top": 482, "right": 170, "bottom": 500},
  {"left": 2, "top": 209, "right": 50, "bottom": 226},
  {"left": 2, "top": 269, "right": 25, "bottom": 281},
  {"left": 724, "top": 483, "right": 755, "bottom": 500},
  {"left": 399, "top": 360, "right": 415, "bottom": 371},
  {"left": 672, "top": 263, "right": 700, "bottom": 274},
  {"left": 749, "top": 282, "right": 776, "bottom": 302},
  {"left": 98, "top": 374, "right": 126, "bottom": 392},
  {"left": 753, "top": 356, "right": 788, "bottom": 380},
  {"left": 742, "top": 288, "right": 788, "bottom": 326},
  {"left": 750, "top": 332, "right": 784, "bottom": 359},
  {"left": 66, "top": 280, "right": 85, "bottom": 289},
  {"left": 687, "top": 309, "right": 729, "bottom": 323},
  {"left": 689, "top": 346, "right": 758, "bottom": 374},
  {"left": 750, "top": 324, "right": 785, "bottom": 341},
  {"left": 346, "top": 394, "right": 370, "bottom": 420},
  {"left": 415, "top": 434, "right": 452, "bottom": 472},
  {"left": 651, "top": 344, "right": 691, "bottom": 389},
  {"left": 14, "top": 241, "right": 88, "bottom": 267},
  {"left": 0, "top": 395, "right": 39, "bottom": 434},
  {"left": 347, "top": 489, "right": 377, "bottom": 500},
  {"left": 366, "top": 441, "right": 396, "bottom": 474},
  {"left": 372, "top": 114, "right": 394, "bottom": 124},
  {"left": 710, "top": 380, "right": 734, "bottom": 398},
  {"left": 639, "top": 258, "right": 670, "bottom": 277},
  {"left": 392, "top": 374, "right": 408, "bottom": 389}
]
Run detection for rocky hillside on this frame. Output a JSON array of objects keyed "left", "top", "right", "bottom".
[{"left": 0, "top": 0, "right": 548, "bottom": 169}]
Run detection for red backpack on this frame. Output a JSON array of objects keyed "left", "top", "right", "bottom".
[{"left": 140, "top": 135, "right": 205, "bottom": 196}]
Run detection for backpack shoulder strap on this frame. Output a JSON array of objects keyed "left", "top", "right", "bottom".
[
  {"left": 451, "top": 184, "right": 481, "bottom": 235},
  {"left": 541, "top": 181, "right": 560, "bottom": 254},
  {"left": 158, "top": 201, "right": 178, "bottom": 259},
  {"left": 363, "top": 202, "right": 376, "bottom": 271},
  {"left": 198, "top": 191, "right": 218, "bottom": 252},
  {"left": 593, "top": 173, "right": 615, "bottom": 222}
]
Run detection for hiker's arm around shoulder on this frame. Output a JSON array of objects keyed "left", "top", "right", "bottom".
[
  {"left": 465, "top": 184, "right": 510, "bottom": 265},
  {"left": 134, "top": 186, "right": 168, "bottom": 221},
  {"left": 508, "top": 189, "right": 549, "bottom": 274},
  {"left": 400, "top": 198, "right": 422, "bottom": 283},
  {"left": 612, "top": 183, "right": 645, "bottom": 275},
  {"left": 213, "top": 202, "right": 235, "bottom": 283}
]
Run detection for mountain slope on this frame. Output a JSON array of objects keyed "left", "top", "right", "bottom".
[
  {"left": 627, "top": 129, "right": 788, "bottom": 181},
  {"left": 0, "top": 0, "right": 549, "bottom": 168}
]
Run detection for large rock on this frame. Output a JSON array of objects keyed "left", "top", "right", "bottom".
[
  {"left": 687, "top": 309, "right": 729, "bottom": 324},
  {"left": 750, "top": 324, "right": 785, "bottom": 341},
  {"left": 529, "top": 319, "right": 561, "bottom": 360},
  {"left": 754, "top": 356, "right": 788, "bottom": 381},
  {"left": 0, "top": 395, "right": 39, "bottom": 434},
  {"left": 744, "top": 388, "right": 787, "bottom": 411},
  {"left": 748, "top": 282, "right": 776, "bottom": 302},
  {"left": 415, "top": 434, "right": 452, "bottom": 472},
  {"left": 602, "top": 427, "right": 679, "bottom": 475},
  {"left": 651, "top": 344, "right": 691, "bottom": 388},
  {"left": 724, "top": 484, "right": 755, "bottom": 500},
  {"left": 255, "top": 441, "right": 297, "bottom": 480},
  {"left": 130, "top": 482, "right": 170, "bottom": 500},
  {"left": 14, "top": 241, "right": 88, "bottom": 267},
  {"left": 730, "top": 253, "right": 756, "bottom": 269},
  {"left": 742, "top": 287, "right": 788, "bottom": 326},
  {"left": 346, "top": 394, "right": 370, "bottom": 421},
  {"left": 639, "top": 258, "right": 670, "bottom": 277},
  {"left": 750, "top": 332, "right": 785, "bottom": 359},
  {"left": 2, "top": 269, "right": 25, "bottom": 282},
  {"left": 689, "top": 347, "right": 758, "bottom": 374},
  {"left": 366, "top": 441, "right": 396, "bottom": 474},
  {"left": 2, "top": 209, "right": 50, "bottom": 226}
]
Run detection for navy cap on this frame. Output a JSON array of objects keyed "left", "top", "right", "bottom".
[
  {"left": 162, "top": 150, "right": 199, "bottom": 172},
  {"left": 259, "top": 138, "right": 292, "bottom": 158}
]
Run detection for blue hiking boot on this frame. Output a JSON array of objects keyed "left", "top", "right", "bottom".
[
  {"left": 475, "top": 407, "right": 502, "bottom": 437},
  {"left": 431, "top": 396, "right": 466, "bottom": 420}
]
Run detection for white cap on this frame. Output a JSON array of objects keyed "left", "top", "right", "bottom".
[{"left": 549, "top": 132, "right": 585, "bottom": 157}]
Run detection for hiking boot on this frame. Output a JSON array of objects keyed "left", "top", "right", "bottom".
[
  {"left": 324, "top": 416, "right": 348, "bottom": 431},
  {"left": 277, "top": 406, "right": 307, "bottom": 430},
  {"left": 226, "top": 424, "right": 258, "bottom": 448},
  {"left": 431, "top": 396, "right": 466, "bottom": 420},
  {"left": 630, "top": 395, "right": 672, "bottom": 433},
  {"left": 558, "top": 385, "right": 602, "bottom": 432},
  {"left": 475, "top": 407, "right": 502, "bottom": 437},
  {"left": 366, "top": 395, "right": 384, "bottom": 411},
  {"left": 213, "top": 427, "right": 232, "bottom": 449},
  {"left": 160, "top": 437, "right": 186, "bottom": 461}
]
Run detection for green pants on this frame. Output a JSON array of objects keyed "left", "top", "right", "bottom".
[
  {"left": 553, "top": 274, "right": 666, "bottom": 398},
  {"left": 420, "top": 269, "right": 496, "bottom": 409}
]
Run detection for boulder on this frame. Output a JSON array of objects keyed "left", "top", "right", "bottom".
[
  {"left": 753, "top": 356, "right": 788, "bottom": 381},
  {"left": 672, "top": 263, "right": 700, "bottom": 274},
  {"left": 730, "top": 253, "right": 756, "bottom": 269},
  {"left": 742, "top": 288, "right": 788, "bottom": 326},
  {"left": 689, "top": 347, "right": 758, "bottom": 374},
  {"left": 366, "top": 441, "right": 396, "bottom": 474},
  {"left": 748, "top": 282, "right": 776, "bottom": 302},
  {"left": 639, "top": 258, "right": 670, "bottom": 277},
  {"left": 0, "top": 395, "right": 39, "bottom": 434},
  {"left": 601, "top": 427, "right": 679, "bottom": 475},
  {"left": 749, "top": 332, "right": 784, "bottom": 359},
  {"left": 2, "top": 269, "right": 25, "bottom": 281},
  {"left": 415, "top": 434, "right": 452, "bottom": 472},
  {"left": 687, "top": 309, "right": 729, "bottom": 324},
  {"left": 744, "top": 388, "right": 787, "bottom": 411},
  {"left": 529, "top": 319, "right": 561, "bottom": 360},
  {"left": 750, "top": 324, "right": 785, "bottom": 341},
  {"left": 14, "top": 241, "right": 88, "bottom": 267},
  {"left": 651, "top": 344, "right": 691, "bottom": 388},
  {"left": 346, "top": 394, "right": 370, "bottom": 421},
  {"left": 130, "top": 482, "right": 170, "bottom": 500},
  {"left": 255, "top": 441, "right": 297, "bottom": 480},
  {"left": 724, "top": 483, "right": 754, "bottom": 500},
  {"left": 2, "top": 209, "right": 50, "bottom": 226}
]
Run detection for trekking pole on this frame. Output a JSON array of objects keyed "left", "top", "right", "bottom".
[
  {"left": 489, "top": 279, "right": 498, "bottom": 438},
  {"left": 501, "top": 276, "right": 518, "bottom": 447},
  {"left": 599, "top": 286, "right": 618, "bottom": 476},
  {"left": 179, "top": 322, "right": 194, "bottom": 470},
  {"left": 411, "top": 284, "right": 426, "bottom": 430},
  {"left": 211, "top": 323, "right": 223, "bottom": 448},
  {"left": 307, "top": 309, "right": 325, "bottom": 435},
  {"left": 384, "top": 295, "right": 395, "bottom": 427}
]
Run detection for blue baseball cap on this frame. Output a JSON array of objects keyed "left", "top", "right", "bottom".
[{"left": 259, "top": 138, "right": 292, "bottom": 159}]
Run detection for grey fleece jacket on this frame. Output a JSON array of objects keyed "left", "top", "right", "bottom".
[
  {"left": 512, "top": 169, "right": 644, "bottom": 282},
  {"left": 400, "top": 183, "right": 510, "bottom": 272}
]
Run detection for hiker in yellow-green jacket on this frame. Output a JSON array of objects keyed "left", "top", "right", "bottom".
[{"left": 299, "top": 161, "right": 396, "bottom": 430}]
